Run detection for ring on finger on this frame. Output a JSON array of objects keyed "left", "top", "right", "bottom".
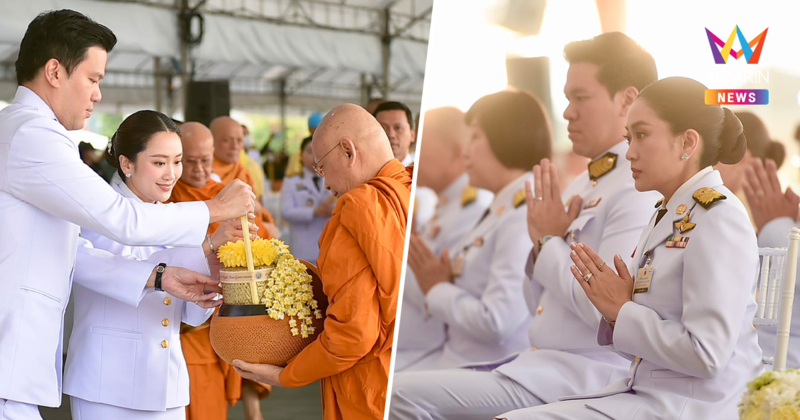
[
  {"left": 535, "top": 197, "right": 544, "bottom": 201},
  {"left": 756, "top": 190, "right": 764, "bottom": 197},
  {"left": 597, "top": 261, "right": 606, "bottom": 270},
  {"left": 583, "top": 273, "right": 593, "bottom": 282}
]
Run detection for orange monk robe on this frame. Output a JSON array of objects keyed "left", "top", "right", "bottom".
[
  {"left": 240, "top": 150, "right": 265, "bottom": 199},
  {"left": 168, "top": 179, "right": 271, "bottom": 239},
  {"left": 279, "top": 160, "right": 412, "bottom": 420},
  {"left": 168, "top": 179, "right": 272, "bottom": 420},
  {"left": 213, "top": 157, "right": 276, "bottom": 226}
]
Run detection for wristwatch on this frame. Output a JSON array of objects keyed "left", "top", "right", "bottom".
[
  {"left": 155, "top": 263, "right": 167, "bottom": 292},
  {"left": 538, "top": 234, "right": 555, "bottom": 251}
]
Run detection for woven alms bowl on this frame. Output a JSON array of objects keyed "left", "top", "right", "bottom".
[{"left": 209, "top": 260, "right": 327, "bottom": 367}]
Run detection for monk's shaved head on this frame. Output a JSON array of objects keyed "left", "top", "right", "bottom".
[
  {"left": 417, "top": 107, "right": 469, "bottom": 192},
  {"left": 312, "top": 104, "right": 395, "bottom": 197},
  {"left": 210, "top": 116, "right": 244, "bottom": 164},
  {"left": 181, "top": 122, "right": 215, "bottom": 188}
]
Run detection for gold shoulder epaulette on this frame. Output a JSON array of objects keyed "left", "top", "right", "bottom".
[
  {"left": 461, "top": 186, "right": 477, "bottom": 207},
  {"left": 588, "top": 153, "right": 618, "bottom": 183},
  {"left": 655, "top": 198, "right": 664, "bottom": 208},
  {"left": 513, "top": 189, "right": 526, "bottom": 208},
  {"left": 692, "top": 187, "right": 726, "bottom": 209}
]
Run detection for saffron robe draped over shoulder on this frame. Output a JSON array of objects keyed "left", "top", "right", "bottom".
[
  {"left": 279, "top": 160, "right": 412, "bottom": 420},
  {"left": 167, "top": 178, "right": 272, "bottom": 420},
  {"left": 168, "top": 179, "right": 271, "bottom": 239}
]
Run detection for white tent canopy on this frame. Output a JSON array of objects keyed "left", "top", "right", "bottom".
[{"left": 0, "top": 0, "right": 430, "bottom": 114}]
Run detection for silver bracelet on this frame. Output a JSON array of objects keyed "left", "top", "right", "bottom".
[{"left": 206, "top": 235, "right": 215, "bottom": 253}]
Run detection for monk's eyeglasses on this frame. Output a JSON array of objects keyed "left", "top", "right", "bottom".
[{"left": 313, "top": 143, "right": 342, "bottom": 178}]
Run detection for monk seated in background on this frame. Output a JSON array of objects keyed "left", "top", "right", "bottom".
[
  {"left": 168, "top": 122, "right": 271, "bottom": 420},
  {"left": 232, "top": 104, "right": 412, "bottom": 420},
  {"left": 210, "top": 116, "right": 280, "bottom": 238}
]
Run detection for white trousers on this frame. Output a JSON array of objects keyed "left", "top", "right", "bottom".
[
  {"left": 388, "top": 369, "right": 543, "bottom": 420},
  {"left": 497, "top": 400, "right": 613, "bottom": 420},
  {"left": 0, "top": 400, "right": 41, "bottom": 420},
  {"left": 71, "top": 397, "right": 185, "bottom": 420}
]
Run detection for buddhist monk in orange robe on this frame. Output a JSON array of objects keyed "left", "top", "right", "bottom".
[
  {"left": 210, "top": 117, "right": 279, "bottom": 238},
  {"left": 233, "top": 104, "right": 411, "bottom": 420},
  {"left": 168, "top": 122, "right": 272, "bottom": 420}
]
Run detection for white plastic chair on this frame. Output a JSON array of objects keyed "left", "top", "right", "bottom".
[{"left": 754, "top": 227, "right": 800, "bottom": 372}]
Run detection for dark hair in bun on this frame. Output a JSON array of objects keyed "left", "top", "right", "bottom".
[
  {"left": 637, "top": 77, "right": 746, "bottom": 167},
  {"left": 104, "top": 110, "right": 181, "bottom": 179},
  {"left": 735, "top": 111, "right": 785, "bottom": 169}
]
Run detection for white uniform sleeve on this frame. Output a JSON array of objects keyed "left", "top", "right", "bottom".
[
  {"left": 8, "top": 122, "right": 209, "bottom": 247},
  {"left": 281, "top": 179, "right": 315, "bottom": 224},
  {"left": 612, "top": 205, "right": 757, "bottom": 379},
  {"left": 758, "top": 217, "right": 797, "bottom": 247},
  {"left": 533, "top": 192, "right": 649, "bottom": 330},
  {"left": 426, "top": 212, "right": 533, "bottom": 343}
]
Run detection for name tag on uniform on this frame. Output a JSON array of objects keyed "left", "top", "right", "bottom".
[
  {"left": 452, "top": 256, "right": 464, "bottom": 277},
  {"left": 634, "top": 267, "right": 653, "bottom": 293}
]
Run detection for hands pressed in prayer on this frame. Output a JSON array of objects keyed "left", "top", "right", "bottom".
[
  {"left": 233, "top": 360, "right": 285, "bottom": 387},
  {"left": 742, "top": 158, "right": 800, "bottom": 231},
  {"left": 151, "top": 266, "right": 223, "bottom": 308},
  {"left": 569, "top": 242, "right": 633, "bottom": 324},
  {"left": 525, "top": 158, "right": 582, "bottom": 251},
  {"left": 407, "top": 232, "right": 452, "bottom": 295}
]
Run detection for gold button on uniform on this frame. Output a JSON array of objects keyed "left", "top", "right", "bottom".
[
  {"left": 161, "top": 340, "right": 169, "bottom": 348},
  {"left": 163, "top": 297, "right": 172, "bottom": 306},
  {"left": 635, "top": 356, "right": 641, "bottom": 362},
  {"left": 162, "top": 318, "right": 170, "bottom": 327},
  {"left": 531, "top": 347, "right": 538, "bottom": 351},
  {"left": 536, "top": 306, "right": 543, "bottom": 315}
]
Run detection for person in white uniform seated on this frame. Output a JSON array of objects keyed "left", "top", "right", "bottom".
[
  {"left": 280, "top": 136, "right": 335, "bottom": 263},
  {"left": 389, "top": 31, "right": 660, "bottom": 420},
  {"left": 64, "top": 110, "right": 259, "bottom": 420},
  {"left": 497, "top": 77, "right": 763, "bottom": 420},
  {"left": 395, "top": 107, "right": 493, "bottom": 372},
  {"left": 402, "top": 90, "right": 553, "bottom": 370},
  {"left": 741, "top": 140, "right": 800, "bottom": 369}
]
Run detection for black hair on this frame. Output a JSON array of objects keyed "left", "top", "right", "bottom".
[
  {"left": 104, "top": 110, "right": 181, "bottom": 179},
  {"left": 465, "top": 90, "right": 552, "bottom": 170},
  {"left": 638, "top": 77, "right": 746, "bottom": 167},
  {"left": 564, "top": 32, "right": 657, "bottom": 97},
  {"left": 374, "top": 101, "right": 415, "bottom": 130},
  {"left": 16, "top": 9, "right": 116, "bottom": 85}
]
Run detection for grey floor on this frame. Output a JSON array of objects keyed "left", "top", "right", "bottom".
[{"left": 40, "top": 382, "right": 323, "bottom": 420}]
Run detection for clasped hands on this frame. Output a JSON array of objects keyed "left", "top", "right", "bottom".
[
  {"left": 525, "top": 159, "right": 582, "bottom": 253},
  {"left": 569, "top": 242, "right": 633, "bottom": 324},
  {"left": 742, "top": 158, "right": 800, "bottom": 232}
]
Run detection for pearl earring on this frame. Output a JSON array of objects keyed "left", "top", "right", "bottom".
[
  {"left": 681, "top": 154, "right": 689, "bottom": 161},
  {"left": 125, "top": 173, "right": 132, "bottom": 178}
]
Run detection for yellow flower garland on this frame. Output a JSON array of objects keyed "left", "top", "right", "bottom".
[{"left": 218, "top": 238, "right": 322, "bottom": 337}]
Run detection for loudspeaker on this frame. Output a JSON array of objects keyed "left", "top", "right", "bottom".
[
  {"left": 185, "top": 80, "right": 230, "bottom": 127},
  {"left": 506, "top": 56, "right": 552, "bottom": 115},
  {"left": 488, "top": 0, "right": 547, "bottom": 37}
]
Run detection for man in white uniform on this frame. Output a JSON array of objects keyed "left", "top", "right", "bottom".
[
  {"left": 0, "top": 10, "right": 254, "bottom": 420},
  {"left": 389, "top": 32, "right": 660, "bottom": 420},
  {"left": 395, "top": 107, "right": 493, "bottom": 372}
]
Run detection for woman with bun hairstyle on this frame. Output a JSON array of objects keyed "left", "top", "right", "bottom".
[
  {"left": 496, "top": 77, "right": 762, "bottom": 419},
  {"left": 64, "top": 110, "right": 257, "bottom": 420},
  {"left": 716, "top": 112, "right": 785, "bottom": 227}
]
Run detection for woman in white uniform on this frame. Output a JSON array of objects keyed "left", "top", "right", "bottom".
[
  {"left": 499, "top": 77, "right": 763, "bottom": 419},
  {"left": 64, "top": 111, "right": 257, "bottom": 420},
  {"left": 405, "top": 90, "right": 552, "bottom": 369},
  {"left": 281, "top": 137, "right": 335, "bottom": 263}
]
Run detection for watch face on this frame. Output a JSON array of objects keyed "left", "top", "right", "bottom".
[{"left": 157, "top": 265, "right": 165, "bottom": 273}]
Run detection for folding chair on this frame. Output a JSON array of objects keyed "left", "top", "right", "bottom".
[{"left": 754, "top": 227, "right": 800, "bottom": 372}]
